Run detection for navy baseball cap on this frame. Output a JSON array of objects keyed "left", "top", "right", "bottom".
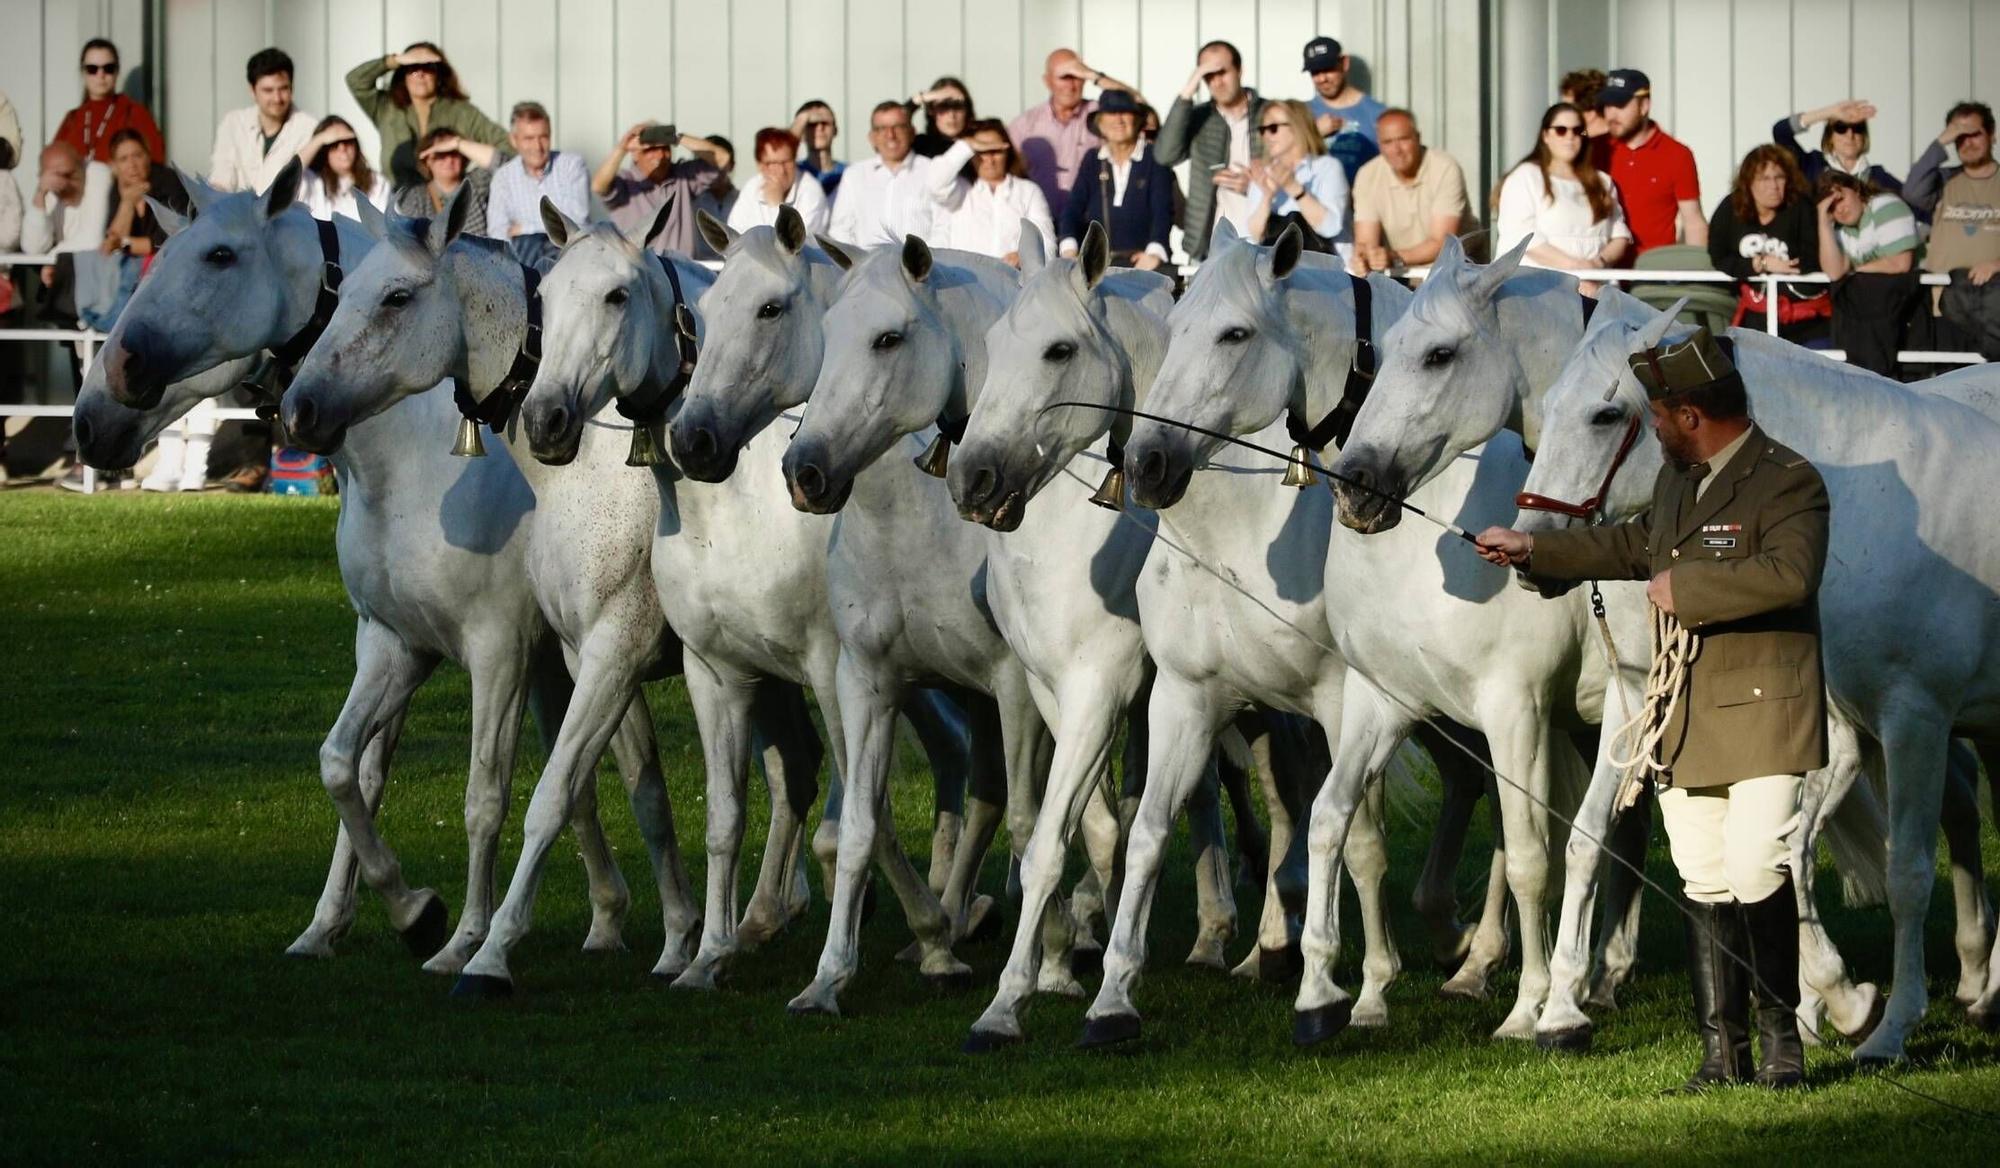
[
  {"left": 1597, "top": 68, "right": 1650, "bottom": 108},
  {"left": 1302, "top": 36, "right": 1343, "bottom": 72}
]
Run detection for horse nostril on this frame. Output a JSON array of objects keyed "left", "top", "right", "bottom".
[
  {"left": 74, "top": 416, "right": 94, "bottom": 446},
  {"left": 688, "top": 427, "right": 716, "bottom": 458},
  {"left": 794, "top": 463, "right": 825, "bottom": 500},
  {"left": 968, "top": 466, "right": 996, "bottom": 506},
  {"left": 547, "top": 406, "right": 570, "bottom": 437},
  {"left": 291, "top": 397, "right": 318, "bottom": 434},
  {"left": 1134, "top": 449, "right": 1166, "bottom": 487}
]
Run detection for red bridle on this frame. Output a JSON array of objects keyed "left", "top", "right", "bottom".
[{"left": 1514, "top": 412, "right": 1643, "bottom": 522}]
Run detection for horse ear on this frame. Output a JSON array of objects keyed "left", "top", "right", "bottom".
[
  {"left": 901, "top": 233, "right": 933, "bottom": 284},
  {"left": 148, "top": 197, "right": 190, "bottom": 237},
  {"left": 176, "top": 165, "right": 222, "bottom": 215},
  {"left": 1430, "top": 232, "right": 1466, "bottom": 279},
  {"left": 1268, "top": 222, "right": 1305, "bottom": 281},
  {"left": 814, "top": 234, "right": 855, "bottom": 270},
  {"left": 1638, "top": 297, "right": 1691, "bottom": 349},
  {"left": 539, "top": 196, "right": 581, "bottom": 247},
  {"left": 352, "top": 190, "right": 389, "bottom": 240},
  {"left": 260, "top": 155, "right": 304, "bottom": 220},
  {"left": 622, "top": 195, "right": 675, "bottom": 252},
  {"left": 1464, "top": 234, "right": 1529, "bottom": 303},
  {"left": 1077, "top": 221, "right": 1109, "bottom": 289},
  {"left": 774, "top": 205, "right": 808, "bottom": 255},
  {"left": 426, "top": 182, "right": 475, "bottom": 255},
  {"left": 1016, "top": 220, "right": 1047, "bottom": 275},
  {"left": 698, "top": 210, "right": 737, "bottom": 256},
  {"left": 1212, "top": 217, "right": 1241, "bottom": 250}
]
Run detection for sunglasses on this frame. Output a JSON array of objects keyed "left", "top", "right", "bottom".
[
  {"left": 328, "top": 138, "right": 359, "bottom": 149},
  {"left": 929, "top": 99, "right": 968, "bottom": 113},
  {"left": 400, "top": 62, "right": 441, "bottom": 76},
  {"left": 972, "top": 146, "right": 1010, "bottom": 157},
  {"left": 1827, "top": 121, "right": 1864, "bottom": 135},
  {"left": 1546, "top": 123, "right": 1584, "bottom": 137},
  {"left": 872, "top": 122, "right": 911, "bottom": 133},
  {"left": 1257, "top": 122, "right": 1288, "bottom": 135},
  {"left": 82, "top": 62, "right": 118, "bottom": 75}
]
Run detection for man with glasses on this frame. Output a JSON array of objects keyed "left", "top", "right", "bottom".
[
  {"left": 593, "top": 121, "right": 730, "bottom": 255},
  {"left": 55, "top": 38, "right": 163, "bottom": 164},
  {"left": 484, "top": 101, "right": 589, "bottom": 240},
  {"left": 1008, "top": 48, "right": 1140, "bottom": 213},
  {"left": 1599, "top": 68, "right": 1705, "bottom": 253},
  {"left": 1156, "top": 40, "right": 1270, "bottom": 262},
  {"left": 209, "top": 48, "right": 319, "bottom": 195},
  {"left": 726, "top": 127, "right": 830, "bottom": 235},
  {"left": 1907, "top": 102, "right": 2000, "bottom": 354},
  {"left": 827, "top": 101, "right": 933, "bottom": 248}
]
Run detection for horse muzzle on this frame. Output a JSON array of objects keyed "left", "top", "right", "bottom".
[
  {"left": 101, "top": 322, "right": 177, "bottom": 410},
  {"left": 946, "top": 451, "right": 1028, "bottom": 531},
  {"left": 782, "top": 443, "right": 852, "bottom": 514},
  {"left": 1125, "top": 441, "right": 1193, "bottom": 511},
  {"left": 71, "top": 393, "right": 144, "bottom": 470},
  {"left": 1330, "top": 450, "right": 1404, "bottom": 534},
  {"left": 280, "top": 383, "right": 349, "bottom": 456},
  {"left": 521, "top": 390, "right": 584, "bottom": 466},
  {"left": 668, "top": 412, "right": 741, "bottom": 484}
]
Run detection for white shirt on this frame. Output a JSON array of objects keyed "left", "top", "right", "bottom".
[
  {"left": 22, "top": 160, "right": 113, "bottom": 253},
  {"left": 1058, "top": 142, "right": 1170, "bottom": 262},
  {"left": 1495, "top": 163, "right": 1631, "bottom": 266},
  {"left": 924, "top": 141, "right": 1055, "bottom": 259},
  {"left": 301, "top": 172, "right": 390, "bottom": 222},
  {"left": 485, "top": 151, "right": 591, "bottom": 239},
  {"left": 1213, "top": 107, "right": 1255, "bottom": 238},
  {"left": 208, "top": 106, "right": 319, "bottom": 194},
  {"left": 726, "top": 170, "right": 831, "bottom": 236},
  {"left": 829, "top": 153, "right": 933, "bottom": 247}
]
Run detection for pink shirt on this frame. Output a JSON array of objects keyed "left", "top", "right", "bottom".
[{"left": 1008, "top": 98, "right": 1100, "bottom": 211}]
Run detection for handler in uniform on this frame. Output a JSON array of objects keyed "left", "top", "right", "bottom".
[{"left": 1476, "top": 327, "right": 1829, "bottom": 1092}]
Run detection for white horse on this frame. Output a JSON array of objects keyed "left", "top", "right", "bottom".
[
  {"left": 277, "top": 193, "right": 843, "bottom": 985},
  {"left": 1324, "top": 242, "right": 1945, "bottom": 1049},
  {"left": 1512, "top": 300, "right": 2000, "bottom": 1060},
  {"left": 81, "top": 165, "right": 632, "bottom": 966},
  {"left": 513, "top": 203, "right": 984, "bottom": 991},
  {"left": 779, "top": 234, "right": 1067, "bottom": 1014},
  {"left": 1087, "top": 224, "right": 1530, "bottom": 1045}
]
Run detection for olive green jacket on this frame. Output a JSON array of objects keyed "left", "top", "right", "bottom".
[
  {"left": 1152, "top": 90, "right": 1268, "bottom": 261},
  {"left": 346, "top": 57, "right": 509, "bottom": 191},
  {"left": 1528, "top": 425, "right": 1830, "bottom": 787}
]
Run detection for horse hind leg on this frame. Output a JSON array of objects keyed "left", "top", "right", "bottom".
[
  {"left": 286, "top": 705, "right": 407, "bottom": 958},
  {"left": 1230, "top": 710, "right": 1322, "bottom": 983},
  {"left": 1974, "top": 742, "right": 2000, "bottom": 1032},
  {"left": 936, "top": 694, "right": 1013, "bottom": 947},
  {"left": 1408, "top": 721, "right": 1488, "bottom": 970},
  {"left": 904, "top": 688, "right": 973, "bottom": 899},
  {"left": 1853, "top": 707, "right": 1953, "bottom": 1064},
  {"left": 1945, "top": 741, "right": 1995, "bottom": 1005},
  {"left": 604, "top": 691, "right": 701, "bottom": 978},
  {"left": 739, "top": 680, "right": 825, "bottom": 949}
]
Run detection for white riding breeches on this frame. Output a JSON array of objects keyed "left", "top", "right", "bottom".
[{"left": 1658, "top": 773, "right": 1803, "bottom": 905}]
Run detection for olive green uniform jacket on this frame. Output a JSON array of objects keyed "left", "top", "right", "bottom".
[
  {"left": 1528, "top": 425, "right": 1830, "bottom": 788},
  {"left": 346, "top": 57, "right": 510, "bottom": 191}
]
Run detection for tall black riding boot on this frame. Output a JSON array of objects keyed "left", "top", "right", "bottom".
[
  {"left": 1743, "top": 874, "right": 1806, "bottom": 1089},
  {"left": 1669, "top": 897, "right": 1752, "bottom": 1093}
]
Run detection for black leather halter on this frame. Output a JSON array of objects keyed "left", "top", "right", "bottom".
[
  {"left": 613, "top": 253, "right": 700, "bottom": 425},
  {"left": 267, "top": 217, "right": 344, "bottom": 374},
  {"left": 456, "top": 262, "right": 543, "bottom": 429},
  {"left": 1285, "top": 271, "right": 1376, "bottom": 453}
]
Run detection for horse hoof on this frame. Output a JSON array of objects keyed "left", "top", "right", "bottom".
[
  {"left": 1069, "top": 945, "right": 1104, "bottom": 980},
  {"left": 1966, "top": 1002, "right": 1999, "bottom": 1033},
  {"left": 450, "top": 972, "right": 514, "bottom": 1000},
  {"left": 1077, "top": 1012, "right": 1141, "bottom": 1049},
  {"left": 1844, "top": 986, "right": 1889, "bottom": 1044},
  {"left": 963, "top": 895, "right": 1001, "bottom": 944},
  {"left": 1536, "top": 1025, "right": 1593, "bottom": 1054},
  {"left": 962, "top": 1027, "right": 1022, "bottom": 1054},
  {"left": 1258, "top": 943, "right": 1303, "bottom": 985},
  {"left": 399, "top": 896, "right": 450, "bottom": 960},
  {"left": 1292, "top": 1000, "right": 1353, "bottom": 1048}
]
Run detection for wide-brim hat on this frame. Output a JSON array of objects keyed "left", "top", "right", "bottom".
[
  {"left": 1631, "top": 325, "right": 1737, "bottom": 400},
  {"left": 1087, "top": 91, "right": 1154, "bottom": 137}
]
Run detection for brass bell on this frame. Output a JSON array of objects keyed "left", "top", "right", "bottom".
[
  {"left": 626, "top": 420, "right": 669, "bottom": 467},
  {"left": 1281, "top": 444, "right": 1318, "bottom": 489},
  {"left": 913, "top": 432, "right": 952, "bottom": 478},
  {"left": 1088, "top": 464, "right": 1126, "bottom": 511},
  {"left": 451, "top": 415, "right": 487, "bottom": 458}
]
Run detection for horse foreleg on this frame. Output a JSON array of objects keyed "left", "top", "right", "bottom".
[
  {"left": 1854, "top": 708, "right": 1952, "bottom": 1063},
  {"left": 1972, "top": 744, "right": 2000, "bottom": 1032},
  {"left": 1409, "top": 721, "right": 1488, "bottom": 969},
  {"left": 605, "top": 691, "right": 701, "bottom": 978},
  {"left": 1485, "top": 699, "right": 1556, "bottom": 1042},
  {"left": 1945, "top": 741, "right": 1994, "bottom": 1005},
  {"left": 425, "top": 642, "right": 534, "bottom": 973},
  {"left": 672, "top": 657, "right": 758, "bottom": 991},
  {"left": 286, "top": 705, "right": 406, "bottom": 958},
  {"left": 904, "top": 688, "right": 972, "bottom": 898},
  {"left": 738, "top": 681, "right": 824, "bottom": 949},
  {"left": 1347, "top": 766, "right": 1401, "bottom": 1027},
  {"left": 1794, "top": 720, "right": 1885, "bottom": 1043}
]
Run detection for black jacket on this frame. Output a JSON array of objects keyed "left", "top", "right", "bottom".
[
  {"left": 1058, "top": 147, "right": 1175, "bottom": 258},
  {"left": 1706, "top": 196, "right": 1822, "bottom": 297}
]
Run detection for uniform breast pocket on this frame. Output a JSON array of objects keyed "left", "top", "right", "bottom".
[{"left": 1712, "top": 663, "right": 1801, "bottom": 707}]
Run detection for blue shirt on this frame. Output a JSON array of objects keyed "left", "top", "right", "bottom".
[
  {"left": 1309, "top": 92, "right": 1387, "bottom": 184},
  {"left": 1247, "top": 155, "right": 1352, "bottom": 248}
]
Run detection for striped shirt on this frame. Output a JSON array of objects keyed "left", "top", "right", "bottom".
[
  {"left": 484, "top": 150, "right": 591, "bottom": 239},
  {"left": 1835, "top": 193, "right": 1919, "bottom": 266}
]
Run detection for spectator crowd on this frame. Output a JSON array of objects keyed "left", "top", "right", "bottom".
[{"left": 4, "top": 32, "right": 1997, "bottom": 488}]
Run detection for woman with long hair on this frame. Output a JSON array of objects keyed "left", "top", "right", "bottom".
[
  {"left": 911, "top": 77, "right": 977, "bottom": 158},
  {"left": 346, "top": 41, "right": 508, "bottom": 190},
  {"left": 299, "top": 116, "right": 391, "bottom": 221},
  {"left": 1707, "top": 144, "right": 1828, "bottom": 342},
  {"left": 1245, "top": 98, "right": 1351, "bottom": 260},
  {"left": 924, "top": 119, "right": 1053, "bottom": 265},
  {"left": 1493, "top": 101, "right": 1629, "bottom": 293},
  {"left": 54, "top": 38, "right": 163, "bottom": 164}
]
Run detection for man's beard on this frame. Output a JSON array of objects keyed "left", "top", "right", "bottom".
[{"left": 1657, "top": 425, "right": 1699, "bottom": 471}]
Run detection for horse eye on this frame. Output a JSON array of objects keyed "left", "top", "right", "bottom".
[
  {"left": 1043, "top": 341, "right": 1076, "bottom": 362},
  {"left": 605, "top": 287, "right": 629, "bottom": 306},
  {"left": 382, "top": 288, "right": 412, "bottom": 308},
  {"left": 871, "top": 331, "right": 903, "bottom": 352},
  {"left": 1423, "top": 347, "right": 1455, "bottom": 368},
  {"left": 1591, "top": 406, "right": 1624, "bottom": 426},
  {"left": 1219, "top": 326, "right": 1253, "bottom": 344},
  {"left": 757, "top": 301, "right": 784, "bottom": 320},
  {"left": 204, "top": 246, "right": 234, "bottom": 266}
]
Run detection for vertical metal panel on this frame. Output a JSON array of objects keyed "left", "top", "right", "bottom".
[
  {"left": 786, "top": 0, "right": 845, "bottom": 131},
  {"left": 1910, "top": 0, "right": 1972, "bottom": 162},
  {"left": 1731, "top": 0, "right": 1791, "bottom": 181},
  {"left": 3, "top": 0, "right": 44, "bottom": 214},
  {"left": 1614, "top": 0, "right": 1672, "bottom": 131},
  {"left": 731, "top": 0, "right": 790, "bottom": 155},
  {"left": 497, "top": 0, "right": 557, "bottom": 134},
  {"left": 321, "top": 0, "right": 383, "bottom": 165},
  {"left": 211, "top": 0, "right": 269, "bottom": 133},
  {"left": 1440, "top": 0, "right": 1484, "bottom": 183},
  {"left": 1377, "top": 0, "right": 1409, "bottom": 106},
  {"left": 672, "top": 0, "right": 731, "bottom": 152},
  {"left": 1078, "top": 0, "right": 1141, "bottom": 97},
  {"left": 1136, "top": 0, "right": 1196, "bottom": 124},
  {"left": 1406, "top": 0, "right": 1440, "bottom": 124},
  {"left": 963, "top": 0, "right": 1024, "bottom": 124},
  {"left": 1022, "top": 0, "right": 1082, "bottom": 107},
  {"left": 383, "top": 0, "right": 443, "bottom": 52},
  {"left": 1789, "top": 0, "right": 1851, "bottom": 116},
  {"left": 272, "top": 0, "right": 328, "bottom": 124},
  {"left": 616, "top": 0, "right": 677, "bottom": 138},
  {"left": 557, "top": 0, "right": 615, "bottom": 161},
  {"left": 1977, "top": 0, "right": 2000, "bottom": 105},
  {"left": 844, "top": 0, "right": 903, "bottom": 144},
  {"left": 1196, "top": 0, "right": 1258, "bottom": 70},
  {"left": 1671, "top": 0, "right": 1732, "bottom": 205},
  {"left": 1550, "top": 0, "right": 1610, "bottom": 81},
  {"left": 1257, "top": 0, "right": 1317, "bottom": 100},
  {"left": 1850, "top": 0, "right": 1911, "bottom": 175},
  {"left": 442, "top": 0, "right": 503, "bottom": 120},
  {"left": 162, "top": 0, "right": 215, "bottom": 171},
  {"left": 1318, "top": 0, "right": 1382, "bottom": 97},
  {"left": 903, "top": 0, "right": 965, "bottom": 98}
]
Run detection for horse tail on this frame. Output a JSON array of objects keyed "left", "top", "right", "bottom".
[{"left": 1824, "top": 765, "right": 1890, "bottom": 910}]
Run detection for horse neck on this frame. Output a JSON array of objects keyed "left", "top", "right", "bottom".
[
  {"left": 1172, "top": 415, "right": 1307, "bottom": 547},
  {"left": 934, "top": 274, "right": 1009, "bottom": 420},
  {"left": 1492, "top": 276, "right": 1588, "bottom": 442},
  {"left": 446, "top": 244, "right": 527, "bottom": 394},
  {"left": 1287, "top": 270, "right": 1409, "bottom": 436},
  {"left": 334, "top": 382, "right": 458, "bottom": 498}
]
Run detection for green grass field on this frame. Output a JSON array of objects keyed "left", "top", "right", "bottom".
[{"left": 2, "top": 492, "right": 1996, "bottom": 1165}]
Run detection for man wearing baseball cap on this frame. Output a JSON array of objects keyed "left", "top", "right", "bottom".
[
  {"left": 1478, "top": 327, "right": 1826, "bottom": 1094},
  {"left": 1302, "top": 36, "right": 1386, "bottom": 183},
  {"left": 1599, "top": 68, "right": 1707, "bottom": 253}
]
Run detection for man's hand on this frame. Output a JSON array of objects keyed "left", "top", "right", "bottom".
[
  {"left": 1211, "top": 166, "right": 1250, "bottom": 194},
  {"left": 1647, "top": 570, "right": 1676, "bottom": 615},
  {"left": 1181, "top": 65, "right": 1208, "bottom": 100},
  {"left": 617, "top": 123, "right": 649, "bottom": 157},
  {"left": 392, "top": 45, "right": 441, "bottom": 68},
  {"left": 1970, "top": 259, "right": 2000, "bottom": 286},
  {"left": 1055, "top": 59, "right": 1097, "bottom": 84},
  {"left": 1941, "top": 111, "right": 1985, "bottom": 146},
  {"left": 1315, "top": 112, "right": 1343, "bottom": 137},
  {"left": 1475, "top": 526, "right": 1533, "bottom": 567},
  {"left": 1132, "top": 252, "right": 1163, "bottom": 272}
]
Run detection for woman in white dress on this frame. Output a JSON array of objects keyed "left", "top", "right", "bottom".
[
  {"left": 299, "top": 116, "right": 390, "bottom": 221},
  {"left": 725, "top": 126, "right": 830, "bottom": 236},
  {"left": 924, "top": 119, "right": 1053, "bottom": 265},
  {"left": 1494, "top": 101, "right": 1629, "bottom": 293}
]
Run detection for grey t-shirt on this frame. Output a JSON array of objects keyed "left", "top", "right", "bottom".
[{"left": 604, "top": 159, "right": 722, "bottom": 255}]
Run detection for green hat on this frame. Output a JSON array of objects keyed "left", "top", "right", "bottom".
[{"left": 1630, "top": 325, "right": 1736, "bottom": 400}]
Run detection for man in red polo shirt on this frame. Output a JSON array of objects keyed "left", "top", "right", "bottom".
[{"left": 1601, "top": 68, "right": 1705, "bottom": 253}]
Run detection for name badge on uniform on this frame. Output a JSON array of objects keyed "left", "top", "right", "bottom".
[
  {"left": 1702, "top": 536, "right": 1737, "bottom": 549},
  {"left": 1700, "top": 522, "right": 1741, "bottom": 549}
]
